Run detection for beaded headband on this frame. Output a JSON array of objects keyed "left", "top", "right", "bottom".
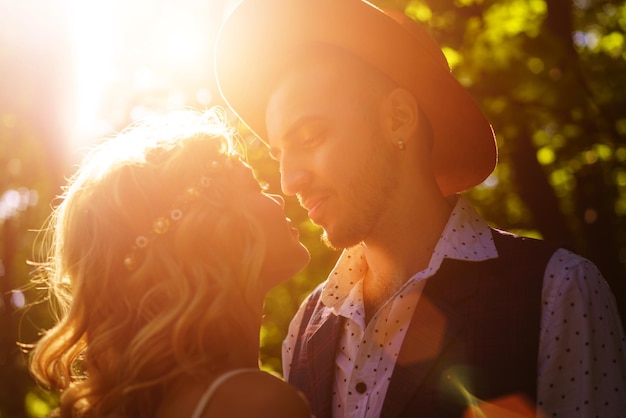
[{"left": 123, "top": 158, "right": 233, "bottom": 271}]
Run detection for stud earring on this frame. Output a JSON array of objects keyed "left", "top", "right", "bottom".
[{"left": 397, "top": 139, "right": 406, "bottom": 151}]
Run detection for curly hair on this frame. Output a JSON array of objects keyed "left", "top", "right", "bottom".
[{"left": 29, "top": 108, "right": 269, "bottom": 417}]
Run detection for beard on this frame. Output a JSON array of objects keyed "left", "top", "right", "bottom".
[{"left": 321, "top": 138, "right": 399, "bottom": 249}]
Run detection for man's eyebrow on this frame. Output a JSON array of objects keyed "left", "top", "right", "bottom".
[{"left": 269, "top": 115, "right": 326, "bottom": 157}]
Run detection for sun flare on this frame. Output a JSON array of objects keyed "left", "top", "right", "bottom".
[{"left": 65, "top": 0, "right": 232, "bottom": 146}]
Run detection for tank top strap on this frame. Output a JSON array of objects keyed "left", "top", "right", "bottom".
[{"left": 190, "top": 368, "right": 259, "bottom": 418}]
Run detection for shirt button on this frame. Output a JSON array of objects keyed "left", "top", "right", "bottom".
[{"left": 356, "top": 382, "right": 367, "bottom": 394}]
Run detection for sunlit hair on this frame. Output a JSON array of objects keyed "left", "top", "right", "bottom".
[{"left": 29, "top": 108, "right": 269, "bottom": 417}]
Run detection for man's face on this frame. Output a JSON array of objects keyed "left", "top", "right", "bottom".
[{"left": 265, "top": 58, "right": 399, "bottom": 249}]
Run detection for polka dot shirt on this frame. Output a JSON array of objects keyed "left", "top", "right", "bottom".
[{"left": 283, "top": 197, "right": 626, "bottom": 417}]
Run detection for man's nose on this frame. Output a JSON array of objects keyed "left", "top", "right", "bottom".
[{"left": 279, "top": 156, "right": 311, "bottom": 196}]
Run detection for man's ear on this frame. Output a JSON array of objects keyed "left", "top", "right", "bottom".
[{"left": 380, "top": 87, "right": 419, "bottom": 144}]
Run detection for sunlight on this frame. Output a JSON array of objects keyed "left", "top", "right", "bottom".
[
  {"left": 67, "top": 0, "right": 119, "bottom": 141},
  {"left": 440, "top": 369, "right": 542, "bottom": 418},
  {"left": 64, "top": 0, "right": 229, "bottom": 147}
]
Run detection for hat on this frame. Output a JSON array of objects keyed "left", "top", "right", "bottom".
[{"left": 214, "top": 0, "right": 497, "bottom": 195}]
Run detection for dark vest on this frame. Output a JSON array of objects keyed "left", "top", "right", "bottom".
[{"left": 287, "top": 229, "right": 557, "bottom": 418}]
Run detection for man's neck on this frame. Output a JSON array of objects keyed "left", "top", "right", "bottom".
[{"left": 360, "top": 194, "right": 453, "bottom": 322}]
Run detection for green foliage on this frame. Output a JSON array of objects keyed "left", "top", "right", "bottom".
[{"left": 24, "top": 388, "right": 58, "bottom": 418}]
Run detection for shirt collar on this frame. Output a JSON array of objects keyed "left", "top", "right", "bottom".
[{"left": 321, "top": 196, "right": 498, "bottom": 311}]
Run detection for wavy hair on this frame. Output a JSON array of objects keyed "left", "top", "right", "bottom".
[{"left": 29, "top": 108, "right": 269, "bottom": 417}]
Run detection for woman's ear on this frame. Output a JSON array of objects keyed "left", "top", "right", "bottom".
[{"left": 380, "top": 87, "right": 420, "bottom": 147}]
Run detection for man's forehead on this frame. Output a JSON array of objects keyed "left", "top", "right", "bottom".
[
  {"left": 268, "top": 47, "right": 397, "bottom": 113},
  {"left": 265, "top": 61, "right": 340, "bottom": 139},
  {"left": 270, "top": 60, "right": 340, "bottom": 101},
  {"left": 266, "top": 49, "right": 385, "bottom": 110}
]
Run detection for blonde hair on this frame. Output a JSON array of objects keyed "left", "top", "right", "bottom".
[{"left": 29, "top": 108, "right": 268, "bottom": 417}]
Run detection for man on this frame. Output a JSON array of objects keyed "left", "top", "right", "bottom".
[{"left": 214, "top": 1, "right": 626, "bottom": 417}]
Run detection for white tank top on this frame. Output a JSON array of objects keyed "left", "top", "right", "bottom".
[{"left": 190, "top": 368, "right": 258, "bottom": 418}]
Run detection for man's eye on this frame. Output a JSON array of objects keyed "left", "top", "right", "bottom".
[{"left": 303, "top": 131, "right": 325, "bottom": 147}]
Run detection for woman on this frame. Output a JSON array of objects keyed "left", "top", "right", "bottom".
[{"left": 28, "top": 108, "right": 312, "bottom": 417}]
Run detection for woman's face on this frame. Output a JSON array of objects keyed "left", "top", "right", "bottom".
[{"left": 234, "top": 163, "right": 310, "bottom": 288}]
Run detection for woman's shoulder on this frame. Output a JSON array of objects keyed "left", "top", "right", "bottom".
[
  {"left": 156, "top": 369, "right": 312, "bottom": 418},
  {"left": 200, "top": 369, "right": 312, "bottom": 418}
]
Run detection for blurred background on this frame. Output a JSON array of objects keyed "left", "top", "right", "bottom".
[{"left": 1, "top": 0, "right": 625, "bottom": 416}]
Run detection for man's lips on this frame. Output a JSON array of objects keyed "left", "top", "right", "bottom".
[{"left": 301, "top": 196, "right": 327, "bottom": 221}]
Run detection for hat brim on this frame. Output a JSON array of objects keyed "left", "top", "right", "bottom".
[{"left": 215, "top": 0, "right": 497, "bottom": 195}]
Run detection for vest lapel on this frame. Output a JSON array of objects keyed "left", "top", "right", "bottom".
[
  {"left": 381, "top": 263, "right": 479, "bottom": 418},
  {"left": 306, "top": 309, "right": 343, "bottom": 418}
]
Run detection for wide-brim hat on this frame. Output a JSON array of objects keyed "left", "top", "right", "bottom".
[{"left": 214, "top": 0, "right": 497, "bottom": 195}]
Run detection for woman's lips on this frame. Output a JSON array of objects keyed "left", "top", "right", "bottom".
[{"left": 286, "top": 218, "right": 300, "bottom": 237}]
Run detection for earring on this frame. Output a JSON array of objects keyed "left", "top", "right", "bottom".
[{"left": 397, "top": 139, "right": 406, "bottom": 151}]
